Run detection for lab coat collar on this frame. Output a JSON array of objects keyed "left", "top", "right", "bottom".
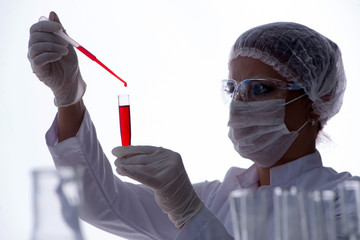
[
  {"left": 236, "top": 150, "right": 322, "bottom": 189},
  {"left": 270, "top": 150, "right": 322, "bottom": 186},
  {"left": 236, "top": 164, "right": 259, "bottom": 189}
]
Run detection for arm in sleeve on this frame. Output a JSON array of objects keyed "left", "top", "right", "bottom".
[
  {"left": 46, "top": 109, "right": 178, "bottom": 240},
  {"left": 175, "top": 179, "right": 234, "bottom": 240},
  {"left": 176, "top": 206, "right": 233, "bottom": 240}
]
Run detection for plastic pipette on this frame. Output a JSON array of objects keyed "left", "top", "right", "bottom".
[{"left": 39, "top": 16, "right": 127, "bottom": 87}]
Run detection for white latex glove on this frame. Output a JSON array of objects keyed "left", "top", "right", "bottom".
[
  {"left": 112, "top": 146, "right": 204, "bottom": 228},
  {"left": 27, "top": 11, "right": 86, "bottom": 107}
]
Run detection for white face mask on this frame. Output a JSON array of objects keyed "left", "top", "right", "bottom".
[{"left": 228, "top": 96, "right": 308, "bottom": 168}]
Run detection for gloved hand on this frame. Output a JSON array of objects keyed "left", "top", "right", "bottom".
[
  {"left": 27, "top": 11, "right": 86, "bottom": 107},
  {"left": 112, "top": 146, "right": 204, "bottom": 228}
]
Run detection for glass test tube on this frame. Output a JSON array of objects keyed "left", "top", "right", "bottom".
[
  {"left": 118, "top": 94, "right": 131, "bottom": 146},
  {"left": 338, "top": 180, "right": 360, "bottom": 239},
  {"left": 307, "top": 190, "right": 337, "bottom": 240},
  {"left": 274, "top": 187, "right": 309, "bottom": 240},
  {"left": 229, "top": 189, "right": 269, "bottom": 240}
]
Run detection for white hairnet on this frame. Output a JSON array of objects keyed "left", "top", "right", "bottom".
[{"left": 229, "top": 22, "right": 346, "bottom": 128}]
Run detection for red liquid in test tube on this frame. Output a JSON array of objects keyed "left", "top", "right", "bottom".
[{"left": 118, "top": 95, "right": 131, "bottom": 146}]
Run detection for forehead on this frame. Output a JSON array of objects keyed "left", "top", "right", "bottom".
[{"left": 229, "top": 56, "right": 287, "bottom": 82}]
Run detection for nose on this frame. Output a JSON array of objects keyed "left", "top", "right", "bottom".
[{"left": 233, "top": 88, "right": 244, "bottom": 102}]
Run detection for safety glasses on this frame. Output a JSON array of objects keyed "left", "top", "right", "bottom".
[{"left": 221, "top": 78, "right": 302, "bottom": 103}]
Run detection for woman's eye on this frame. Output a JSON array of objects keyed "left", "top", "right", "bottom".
[{"left": 252, "top": 84, "right": 273, "bottom": 95}]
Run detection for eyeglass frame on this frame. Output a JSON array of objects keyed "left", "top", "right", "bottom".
[{"left": 221, "top": 78, "right": 303, "bottom": 103}]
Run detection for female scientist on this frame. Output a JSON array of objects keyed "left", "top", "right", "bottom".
[{"left": 28, "top": 11, "right": 358, "bottom": 240}]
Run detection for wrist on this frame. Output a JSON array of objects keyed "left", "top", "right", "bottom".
[
  {"left": 155, "top": 171, "right": 205, "bottom": 228},
  {"left": 174, "top": 197, "right": 204, "bottom": 228},
  {"left": 54, "top": 73, "right": 86, "bottom": 107},
  {"left": 57, "top": 99, "right": 85, "bottom": 142}
]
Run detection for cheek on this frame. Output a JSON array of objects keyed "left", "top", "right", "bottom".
[{"left": 284, "top": 103, "right": 308, "bottom": 131}]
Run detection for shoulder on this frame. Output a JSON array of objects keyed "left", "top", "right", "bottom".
[
  {"left": 193, "top": 167, "right": 247, "bottom": 189},
  {"left": 193, "top": 166, "right": 247, "bottom": 200},
  {"left": 323, "top": 170, "right": 360, "bottom": 190},
  {"left": 301, "top": 165, "right": 359, "bottom": 191},
  {"left": 225, "top": 166, "right": 248, "bottom": 178}
]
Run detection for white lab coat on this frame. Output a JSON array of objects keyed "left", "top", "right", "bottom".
[{"left": 46, "top": 109, "right": 359, "bottom": 240}]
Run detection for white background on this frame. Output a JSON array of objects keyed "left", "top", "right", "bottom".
[{"left": 1, "top": 0, "right": 360, "bottom": 239}]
